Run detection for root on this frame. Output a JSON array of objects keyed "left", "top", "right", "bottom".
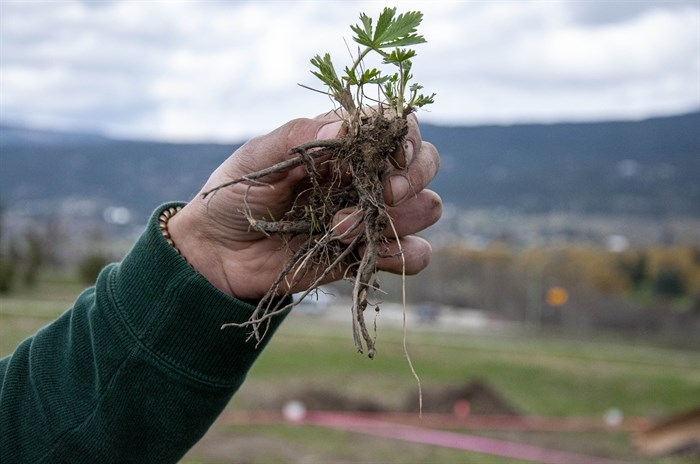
[
  {"left": 387, "top": 216, "right": 422, "bottom": 417},
  {"left": 213, "top": 115, "right": 409, "bottom": 358},
  {"left": 202, "top": 139, "right": 343, "bottom": 199}
]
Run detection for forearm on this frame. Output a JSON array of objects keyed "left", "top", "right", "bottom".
[{"left": 0, "top": 203, "right": 288, "bottom": 463}]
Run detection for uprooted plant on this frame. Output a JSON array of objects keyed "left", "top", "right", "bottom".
[{"left": 203, "top": 7, "right": 435, "bottom": 358}]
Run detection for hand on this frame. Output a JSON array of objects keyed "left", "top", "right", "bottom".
[{"left": 168, "top": 111, "right": 442, "bottom": 300}]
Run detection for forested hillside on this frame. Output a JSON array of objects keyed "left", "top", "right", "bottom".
[{"left": 421, "top": 111, "right": 699, "bottom": 216}]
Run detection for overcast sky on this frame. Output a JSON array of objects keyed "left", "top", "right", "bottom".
[{"left": 1, "top": 0, "right": 698, "bottom": 142}]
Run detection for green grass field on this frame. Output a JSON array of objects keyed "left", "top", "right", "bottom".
[{"left": 1, "top": 276, "right": 698, "bottom": 463}]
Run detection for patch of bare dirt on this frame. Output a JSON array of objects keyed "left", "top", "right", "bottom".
[
  {"left": 403, "top": 378, "right": 521, "bottom": 415},
  {"left": 273, "top": 378, "right": 519, "bottom": 415}
]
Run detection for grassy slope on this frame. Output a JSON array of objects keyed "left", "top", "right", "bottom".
[{"left": 239, "top": 315, "right": 699, "bottom": 417}]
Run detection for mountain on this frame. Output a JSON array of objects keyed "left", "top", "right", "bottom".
[
  {"left": 0, "top": 125, "right": 239, "bottom": 222},
  {"left": 420, "top": 111, "right": 699, "bottom": 216},
  {"left": 1, "top": 112, "right": 699, "bottom": 224},
  {"left": 0, "top": 124, "right": 110, "bottom": 146}
]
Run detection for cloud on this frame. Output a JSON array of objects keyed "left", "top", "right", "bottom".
[
  {"left": 417, "top": 1, "right": 699, "bottom": 125},
  {"left": 1, "top": 0, "right": 698, "bottom": 141},
  {"left": 566, "top": 0, "right": 698, "bottom": 25}
]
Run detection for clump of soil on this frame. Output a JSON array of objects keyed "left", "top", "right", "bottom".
[{"left": 204, "top": 113, "right": 409, "bottom": 358}]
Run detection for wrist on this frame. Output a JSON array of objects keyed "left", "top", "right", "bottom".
[
  {"left": 158, "top": 206, "right": 187, "bottom": 261},
  {"left": 165, "top": 204, "right": 237, "bottom": 298}
]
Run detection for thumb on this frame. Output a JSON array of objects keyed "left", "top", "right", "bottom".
[
  {"left": 236, "top": 117, "right": 342, "bottom": 175},
  {"left": 315, "top": 120, "right": 344, "bottom": 141}
]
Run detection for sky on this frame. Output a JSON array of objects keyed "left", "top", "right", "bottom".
[{"left": 1, "top": 0, "right": 698, "bottom": 142}]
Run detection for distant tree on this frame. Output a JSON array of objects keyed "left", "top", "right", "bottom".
[
  {"left": 619, "top": 251, "right": 648, "bottom": 290},
  {"left": 654, "top": 267, "right": 686, "bottom": 298},
  {"left": 0, "top": 257, "right": 14, "bottom": 293},
  {"left": 22, "top": 228, "right": 45, "bottom": 288},
  {"left": 0, "top": 199, "right": 16, "bottom": 293}
]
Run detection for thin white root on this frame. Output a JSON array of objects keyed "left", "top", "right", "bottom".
[{"left": 388, "top": 216, "right": 423, "bottom": 417}]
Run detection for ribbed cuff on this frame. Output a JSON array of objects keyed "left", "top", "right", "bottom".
[{"left": 107, "top": 203, "right": 289, "bottom": 388}]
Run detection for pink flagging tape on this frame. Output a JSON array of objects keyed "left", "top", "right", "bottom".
[
  {"left": 305, "top": 412, "right": 628, "bottom": 464},
  {"left": 215, "top": 409, "right": 650, "bottom": 432}
]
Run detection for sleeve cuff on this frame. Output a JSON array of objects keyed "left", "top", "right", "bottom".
[{"left": 105, "top": 203, "right": 289, "bottom": 388}]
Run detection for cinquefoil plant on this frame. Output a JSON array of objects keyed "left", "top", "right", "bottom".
[{"left": 205, "top": 7, "right": 434, "bottom": 359}]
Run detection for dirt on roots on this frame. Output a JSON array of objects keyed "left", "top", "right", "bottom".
[{"left": 205, "top": 114, "right": 409, "bottom": 358}]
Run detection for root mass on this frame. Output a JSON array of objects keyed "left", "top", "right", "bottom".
[{"left": 206, "top": 115, "right": 409, "bottom": 358}]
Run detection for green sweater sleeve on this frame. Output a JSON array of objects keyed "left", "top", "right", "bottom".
[{"left": 0, "top": 203, "right": 289, "bottom": 463}]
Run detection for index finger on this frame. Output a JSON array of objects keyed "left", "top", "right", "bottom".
[
  {"left": 387, "top": 112, "right": 420, "bottom": 169},
  {"left": 222, "top": 116, "right": 342, "bottom": 182},
  {"left": 384, "top": 137, "right": 440, "bottom": 206}
]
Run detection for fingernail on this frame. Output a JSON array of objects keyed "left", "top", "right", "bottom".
[
  {"left": 404, "top": 140, "right": 415, "bottom": 165},
  {"left": 389, "top": 146, "right": 406, "bottom": 169},
  {"left": 316, "top": 120, "right": 343, "bottom": 140},
  {"left": 388, "top": 175, "right": 410, "bottom": 205}
]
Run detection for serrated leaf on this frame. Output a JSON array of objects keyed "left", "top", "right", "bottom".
[
  {"left": 360, "top": 68, "right": 389, "bottom": 86},
  {"left": 309, "top": 8, "right": 434, "bottom": 117},
  {"left": 343, "top": 66, "right": 360, "bottom": 85},
  {"left": 361, "top": 68, "right": 381, "bottom": 82},
  {"left": 373, "top": 7, "right": 396, "bottom": 44},
  {"left": 381, "top": 34, "right": 427, "bottom": 48},
  {"left": 412, "top": 93, "right": 436, "bottom": 108},
  {"left": 350, "top": 12, "right": 374, "bottom": 47},
  {"left": 359, "top": 11, "right": 373, "bottom": 34},
  {"left": 374, "top": 8, "right": 425, "bottom": 48},
  {"left": 383, "top": 48, "right": 417, "bottom": 65},
  {"left": 352, "top": 7, "right": 426, "bottom": 50},
  {"left": 310, "top": 53, "right": 343, "bottom": 94}
]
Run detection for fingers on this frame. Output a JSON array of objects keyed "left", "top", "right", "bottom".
[
  {"left": 333, "top": 190, "right": 442, "bottom": 242},
  {"left": 388, "top": 112, "right": 419, "bottom": 168},
  {"left": 320, "top": 111, "right": 440, "bottom": 208},
  {"left": 386, "top": 190, "right": 442, "bottom": 237},
  {"left": 384, "top": 140, "right": 440, "bottom": 206},
  {"left": 227, "top": 117, "right": 342, "bottom": 179},
  {"left": 376, "top": 235, "right": 433, "bottom": 275},
  {"left": 228, "top": 110, "right": 438, "bottom": 204}
]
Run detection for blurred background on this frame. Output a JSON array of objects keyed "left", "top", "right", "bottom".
[{"left": 1, "top": 1, "right": 699, "bottom": 463}]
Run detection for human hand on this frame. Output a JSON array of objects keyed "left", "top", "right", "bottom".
[{"left": 168, "top": 112, "right": 441, "bottom": 300}]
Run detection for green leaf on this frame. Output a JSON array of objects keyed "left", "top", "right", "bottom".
[
  {"left": 310, "top": 53, "right": 343, "bottom": 94},
  {"left": 383, "top": 48, "right": 417, "bottom": 65},
  {"left": 377, "top": 8, "right": 426, "bottom": 48},
  {"left": 350, "top": 12, "right": 374, "bottom": 47},
  {"left": 360, "top": 68, "right": 387, "bottom": 85},
  {"left": 308, "top": 8, "right": 434, "bottom": 117},
  {"left": 352, "top": 7, "right": 426, "bottom": 50},
  {"left": 383, "top": 80, "right": 396, "bottom": 99},
  {"left": 343, "top": 66, "right": 359, "bottom": 85},
  {"left": 412, "top": 93, "right": 436, "bottom": 108},
  {"left": 373, "top": 7, "right": 396, "bottom": 44}
]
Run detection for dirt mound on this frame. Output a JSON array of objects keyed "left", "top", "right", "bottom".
[
  {"left": 276, "top": 379, "right": 519, "bottom": 416},
  {"left": 403, "top": 379, "right": 520, "bottom": 415},
  {"left": 276, "top": 387, "right": 385, "bottom": 413}
]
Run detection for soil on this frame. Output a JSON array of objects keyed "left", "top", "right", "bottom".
[
  {"left": 274, "top": 379, "right": 520, "bottom": 416},
  {"left": 206, "top": 113, "right": 409, "bottom": 358},
  {"left": 402, "top": 379, "right": 521, "bottom": 416}
]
